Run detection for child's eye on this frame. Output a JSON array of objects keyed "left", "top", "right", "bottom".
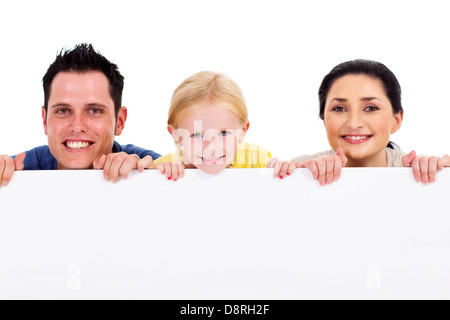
[
  {"left": 364, "top": 105, "right": 379, "bottom": 112},
  {"left": 191, "top": 133, "right": 202, "bottom": 139},
  {"left": 332, "top": 106, "right": 346, "bottom": 112},
  {"left": 219, "top": 131, "right": 231, "bottom": 137}
]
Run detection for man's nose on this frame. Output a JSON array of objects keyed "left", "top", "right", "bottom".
[{"left": 69, "top": 113, "right": 87, "bottom": 133}]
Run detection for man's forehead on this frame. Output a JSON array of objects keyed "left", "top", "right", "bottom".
[{"left": 48, "top": 71, "right": 113, "bottom": 106}]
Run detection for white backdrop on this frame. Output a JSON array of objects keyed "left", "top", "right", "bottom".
[{"left": 1, "top": 0, "right": 449, "bottom": 160}]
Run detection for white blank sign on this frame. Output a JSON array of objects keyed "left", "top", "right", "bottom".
[{"left": 0, "top": 168, "right": 449, "bottom": 299}]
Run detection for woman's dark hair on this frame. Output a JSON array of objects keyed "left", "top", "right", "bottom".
[{"left": 318, "top": 59, "right": 402, "bottom": 149}]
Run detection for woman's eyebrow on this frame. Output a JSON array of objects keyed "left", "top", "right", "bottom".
[{"left": 360, "top": 97, "right": 381, "bottom": 101}]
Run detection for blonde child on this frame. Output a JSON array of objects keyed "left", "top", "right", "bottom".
[{"left": 153, "top": 71, "right": 295, "bottom": 180}]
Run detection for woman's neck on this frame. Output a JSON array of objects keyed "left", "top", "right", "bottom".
[{"left": 346, "top": 149, "right": 387, "bottom": 167}]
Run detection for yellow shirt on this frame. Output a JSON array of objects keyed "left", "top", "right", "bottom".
[{"left": 154, "top": 143, "right": 272, "bottom": 168}]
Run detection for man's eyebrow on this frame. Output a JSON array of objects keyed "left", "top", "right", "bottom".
[
  {"left": 86, "top": 103, "right": 109, "bottom": 109},
  {"left": 49, "top": 103, "right": 71, "bottom": 109}
]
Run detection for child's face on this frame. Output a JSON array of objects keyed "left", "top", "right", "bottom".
[
  {"left": 169, "top": 105, "right": 249, "bottom": 174},
  {"left": 323, "top": 74, "right": 403, "bottom": 166}
]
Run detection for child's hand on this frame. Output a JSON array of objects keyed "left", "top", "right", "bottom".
[
  {"left": 267, "top": 158, "right": 300, "bottom": 179},
  {"left": 303, "top": 147, "right": 347, "bottom": 186},
  {"left": 402, "top": 151, "right": 450, "bottom": 184},
  {"left": 94, "top": 153, "right": 154, "bottom": 183},
  {"left": 0, "top": 153, "right": 26, "bottom": 187},
  {"left": 156, "top": 161, "right": 185, "bottom": 181}
]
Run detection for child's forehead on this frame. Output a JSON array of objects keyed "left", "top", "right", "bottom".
[{"left": 177, "top": 107, "right": 241, "bottom": 130}]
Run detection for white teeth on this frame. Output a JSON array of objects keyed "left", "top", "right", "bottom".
[
  {"left": 345, "top": 136, "right": 369, "bottom": 140},
  {"left": 66, "top": 141, "right": 90, "bottom": 149}
]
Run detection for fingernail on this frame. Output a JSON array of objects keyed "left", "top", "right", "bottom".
[
  {"left": 279, "top": 176, "right": 283, "bottom": 180},
  {"left": 104, "top": 175, "right": 110, "bottom": 181},
  {"left": 2, "top": 181, "right": 8, "bottom": 186},
  {"left": 174, "top": 179, "right": 177, "bottom": 181},
  {"left": 168, "top": 177, "right": 172, "bottom": 180},
  {"left": 287, "top": 173, "right": 290, "bottom": 176}
]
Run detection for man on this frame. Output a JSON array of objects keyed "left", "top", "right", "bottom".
[{"left": 0, "top": 43, "right": 160, "bottom": 186}]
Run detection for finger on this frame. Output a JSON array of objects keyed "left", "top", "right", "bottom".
[
  {"left": 266, "top": 157, "right": 278, "bottom": 169},
  {"left": 164, "top": 162, "right": 172, "bottom": 180},
  {"left": 325, "top": 157, "right": 335, "bottom": 184},
  {"left": 287, "top": 161, "right": 297, "bottom": 176},
  {"left": 428, "top": 157, "right": 439, "bottom": 183},
  {"left": 171, "top": 162, "right": 180, "bottom": 181},
  {"left": 137, "top": 156, "right": 154, "bottom": 172},
  {"left": 333, "top": 155, "right": 343, "bottom": 181},
  {"left": 305, "top": 160, "right": 319, "bottom": 180},
  {"left": 317, "top": 159, "right": 327, "bottom": 186},
  {"left": 438, "top": 155, "right": 450, "bottom": 170},
  {"left": 119, "top": 156, "right": 139, "bottom": 180},
  {"left": 411, "top": 157, "right": 420, "bottom": 182},
  {"left": 0, "top": 156, "right": 6, "bottom": 186},
  {"left": 2, "top": 156, "right": 15, "bottom": 186},
  {"left": 109, "top": 154, "right": 128, "bottom": 183},
  {"left": 279, "top": 161, "right": 290, "bottom": 179},
  {"left": 103, "top": 152, "right": 128, "bottom": 180},
  {"left": 156, "top": 163, "right": 165, "bottom": 174},
  {"left": 336, "top": 147, "right": 348, "bottom": 167},
  {"left": 14, "top": 153, "right": 26, "bottom": 171},
  {"left": 273, "top": 160, "right": 282, "bottom": 178},
  {"left": 402, "top": 150, "right": 416, "bottom": 167},
  {"left": 93, "top": 154, "right": 107, "bottom": 170},
  {"left": 295, "top": 162, "right": 302, "bottom": 168},
  {"left": 419, "top": 157, "right": 429, "bottom": 184},
  {"left": 178, "top": 162, "right": 185, "bottom": 179}
]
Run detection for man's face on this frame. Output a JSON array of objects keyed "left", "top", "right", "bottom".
[{"left": 42, "top": 71, "right": 126, "bottom": 169}]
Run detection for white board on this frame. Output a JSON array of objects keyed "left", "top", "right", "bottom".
[{"left": 0, "top": 168, "right": 449, "bottom": 299}]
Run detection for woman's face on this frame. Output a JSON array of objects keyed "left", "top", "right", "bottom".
[
  {"left": 323, "top": 74, "right": 403, "bottom": 167},
  {"left": 169, "top": 104, "right": 249, "bottom": 174}
]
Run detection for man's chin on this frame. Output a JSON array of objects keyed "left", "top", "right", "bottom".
[{"left": 57, "top": 160, "right": 94, "bottom": 170}]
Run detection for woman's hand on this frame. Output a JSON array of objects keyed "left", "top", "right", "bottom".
[
  {"left": 402, "top": 151, "right": 450, "bottom": 184},
  {"left": 303, "top": 147, "right": 348, "bottom": 186}
]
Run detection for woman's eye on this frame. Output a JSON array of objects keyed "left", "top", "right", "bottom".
[
  {"left": 364, "top": 105, "right": 379, "bottom": 112},
  {"left": 191, "top": 133, "right": 202, "bottom": 139},
  {"left": 332, "top": 106, "right": 346, "bottom": 112}
]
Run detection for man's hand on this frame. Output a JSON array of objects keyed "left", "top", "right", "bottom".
[
  {"left": 93, "top": 152, "right": 154, "bottom": 183},
  {"left": 0, "top": 153, "right": 26, "bottom": 187}
]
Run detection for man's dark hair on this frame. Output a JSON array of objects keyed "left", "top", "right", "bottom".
[{"left": 42, "top": 43, "right": 124, "bottom": 117}]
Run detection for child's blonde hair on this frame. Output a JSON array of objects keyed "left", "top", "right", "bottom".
[{"left": 168, "top": 71, "right": 248, "bottom": 127}]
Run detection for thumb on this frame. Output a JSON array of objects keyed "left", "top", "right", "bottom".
[
  {"left": 93, "top": 154, "right": 107, "bottom": 170},
  {"left": 14, "top": 152, "right": 26, "bottom": 170},
  {"left": 402, "top": 150, "right": 416, "bottom": 167},
  {"left": 336, "top": 147, "right": 348, "bottom": 166},
  {"left": 137, "top": 156, "right": 154, "bottom": 172}
]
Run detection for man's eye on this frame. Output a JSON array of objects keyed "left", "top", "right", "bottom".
[
  {"left": 191, "top": 133, "right": 202, "bottom": 139},
  {"left": 89, "top": 108, "right": 103, "bottom": 115},
  {"left": 56, "top": 109, "right": 69, "bottom": 115},
  {"left": 332, "top": 106, "right": 346, "bottom": 112},
  {"left": 364, "top": 105, "right": 379, "bottom": 112}
]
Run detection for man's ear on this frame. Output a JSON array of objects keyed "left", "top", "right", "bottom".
[
  {"left": 42, "top": 107, "right": 48, "bottom": 136},
  {"left": 238, "top": 121, "right": 250, "bottom": 143},
  {"left": 391, "top": 111, "right": 403, "bottom": 134},
  {"left": 115, "top": 107, "right": 127, "bottom": 136}
]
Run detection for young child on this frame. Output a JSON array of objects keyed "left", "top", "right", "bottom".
[
  {"left": 153, "top": 71, "right": 296, "bottom": 180},
  {"left": 292, "top": 59, "right": 450, "bottom": 186}
]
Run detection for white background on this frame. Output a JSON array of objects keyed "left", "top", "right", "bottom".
[{"left": 1, "top": 0, "right": 449, "bottom": 160}]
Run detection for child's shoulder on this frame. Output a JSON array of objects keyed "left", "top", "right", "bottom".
[
  {"left": 233, "top": 143, "right": 272, "bottom": 168},
  {"left": 153, "top": 151, "right": 181, "bottom": 165}
]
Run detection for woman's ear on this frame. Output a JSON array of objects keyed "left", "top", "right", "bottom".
[
  {"left": 391, "top": 111, "right": 403, "bottom": 134},
  {"left": 238, "top": 121, "right": 250, "bottom": 143}
]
